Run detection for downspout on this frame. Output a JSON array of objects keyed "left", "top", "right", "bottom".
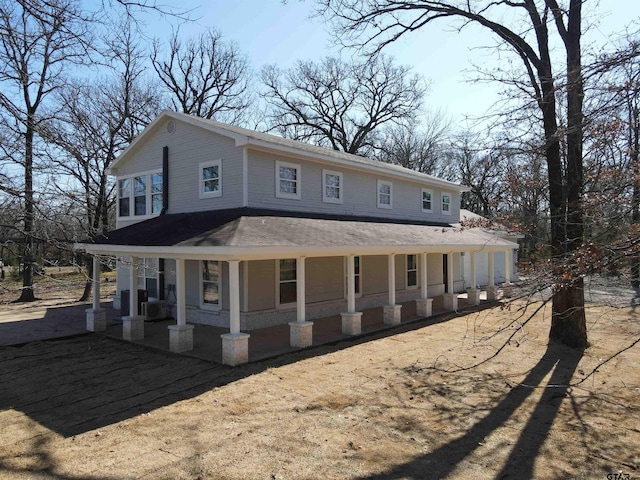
[{"left": 159, "top": 146, "right": 169, "bottom": 300}]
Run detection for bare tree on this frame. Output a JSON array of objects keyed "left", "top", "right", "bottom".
[
  {"left": 151, "top": 28, "right": 251, "bottom": 124},
  {"left": 317, "top": 0, "right": 588, "bottom": 348},
  {"left": 261, "top": 55, "right": 426, "bottom": 155},
  {"left": 0, "top": 0, "right": 92, "bottom": 302}
]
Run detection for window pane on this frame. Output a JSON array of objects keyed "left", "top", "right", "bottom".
[
  {"left": 279, "top": 259, "right": 296, "bottom": 280},
  {"left": 202, "top": 261, "right": 219, "bottom": 305},
  {"left": 280, "top": 166, "right": 297, "bottom": 181},
  {"left": 407, "top": 255, "right": 417, "bottom": 270},
  {"left": 379, "top": 183, "right": 391, "bottom": 195},
  {"left": 354, "top": 256, "right": 360, "bottom": 274},
  {"left": 151, "top": 173, "right": 163, "bottom": 193},
  {"left": 280, "top": 179, "right": 297, "bottom": 194},
  {"left": 119, "top": 178, "right": 130, "bottom": 197},
  {"left": 280, "top": 281, "right": 297, "bottom": 304},
  {"left": 326, "top": 174, "right": 340, "bottom": 187},
  {"left": 354, "top": 275, "right": 360, "bottom": 295},
  {"left": 119, "top": 198, "right": 130, "bottom": 217},
  {"left": 379, "top": 194, "right": 391, "bottom": 205},
  {"left": 152, "top": 194, "right": 162, "bottom": 214},
  {"left": 203, "top": 165, "right": 219, "bottom": 180},
  {"left": 407, "top": 270, "right": 417, "bottom": 287},
  {"left": 203, "top": 281, "right": 219, "bottom": 304},
  {"left": 325, "top": 186, "right": 340, "bottom": 199},
  {"left": 134, "top": 196, "right": 146, "bottom": 215},
  {"left": 134, "top": 176, "right": 146, "bottom": 195},
  {"left": 204, "top": 178, "right": 219, "bottom": 192}
]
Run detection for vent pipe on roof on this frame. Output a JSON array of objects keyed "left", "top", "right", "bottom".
[{"left": 161, "top": 146, "right": 169, "bottom": 215}]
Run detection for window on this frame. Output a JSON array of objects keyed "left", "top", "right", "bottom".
[
  {"left": 322, "top": 169, "right": 343, "bottom": 204},
  {"left": 442, "top": 193, "right": 451, "bottom": 214},
  {"left": 151, "top": 173, "right": 163, "bottom": 214},
  {"left": 344, "top": 256, "right": 362, "bottom": 297},
  {"left": 117, "top": 171, "right": 163, "bottom": 218},
  {"left": 407, "top": 254, "right": 418, "bottom": 288},
  {"left": 199, "top": 160, "right": 222, "bottom": 198},
  {"left": 137, "top": 258, "right": 159, "bottom": 298},
  {"left": 134, "top": 176, "right": 147, "bottom": 215},
  {"left": 278, "top": 259, "right": 297, "bottom": 306},
  {"left": 421, "top": 189, "right": 433, "bottom": 213},
  {"left": 201, "top": 260, "right": 220, "bottom": 308},
  {"left": 276, "top": 161, "right": 301, "bottom": 200},
  {"left": 118, "top": 178, "right": 131, "bottom": 217},
  {"left": 377, "top": 180, "right": 392, "bottom": 209}
]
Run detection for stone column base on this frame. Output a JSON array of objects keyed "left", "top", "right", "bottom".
[
  {"left": 486, "top": 286, "right": 500, "bottom": 301},
  {"left": 415, "top": 298, "right": 433, "bottom": 318},
  {"left": 123, "top": 315, "right": 144, "bottom": 341},
  {"left": 443, "top": 294, "right": 459, "bottom": 311},
  {"left": 168, "top": 324, "right": 194, "bottom": 353},
  {"left": 383, "top": 305, "right": 402, "bottom": 325},
  {"left": 467, "top": 288, "right": 481, "bottom": 306},
  {"left": 288, "top": 321, "right": 313, "bottom": 348},
  {"left": 340, "top": 312, "right": 362, "bottom": 335},
  {"left": 502, "top": 283, "right": 513, "bottom": 298},
  {"left": 221, "top": 332, "right": 250, "bottom": 366},
  {"left": 86, "top": 308, "right": 107, "bottom": 332}
]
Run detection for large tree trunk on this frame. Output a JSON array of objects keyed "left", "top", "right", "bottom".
[
  {"left": 17, "top": 120, "right": 36, "bottom": 302},
  {"left": 548, "top": 0, "right": 587, "bottom": 348},
  {"left": 631, "top": 106, "right": 640, "bottom": 289}
]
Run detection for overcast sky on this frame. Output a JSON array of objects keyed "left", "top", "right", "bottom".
[{"left": 144, "top": 0, "right": 640, "bottom": 128}]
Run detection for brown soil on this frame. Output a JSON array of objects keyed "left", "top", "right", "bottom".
[{"left": 0, "top": 277, "right": 639, "bottom": 479}]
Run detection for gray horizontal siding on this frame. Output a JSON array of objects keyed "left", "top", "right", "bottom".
[{"left": 247, "top": 150, "right": 460, "bottom": 223}]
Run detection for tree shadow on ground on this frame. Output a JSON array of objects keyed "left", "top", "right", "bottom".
[{"left": 356, "top": 341, "right": 584, "bottom": 480}]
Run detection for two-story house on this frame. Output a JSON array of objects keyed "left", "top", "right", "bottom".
[{"left": 76, "top": 110, "right": 518, "bottom": 365}]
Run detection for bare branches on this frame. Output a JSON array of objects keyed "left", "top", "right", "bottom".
[{"left": 261, "top": 55, "right": 426, "bottom": 155}]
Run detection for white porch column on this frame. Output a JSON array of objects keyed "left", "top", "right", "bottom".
[
  {"left": 487, "top": 251, "right": 498, "bottom": 301},
  {"left": 123, "top": 256, "right": 144, "bottom": 341},
  {"left": 467, "top": 251, "right": 481, "bottom": 306},
  {"left": 169, "top": 257, "right": 193, "bottom": 353},
  {"left": 502, "top": 249, "right": 513, "bottom": 298},
  {"left": 341, "top": 254, "right": 362, "bottom": 335},
  {"left": 443, "top": 252, "right": 458, "bottom": 311},
  {"left": 86, "top": 255, "right": 107, "bottom": 331},
  {"left": 384, "top": 253, "right": 401, "bottom": 325},
  {"left": 289, "top": 256, "right": 313, "bottom": 348},
  {"left": 416, "top": 252, "right": 433, "bottom": 317},
  {"left": 221, "top": 260, "right": 249, "bottom": 365}
]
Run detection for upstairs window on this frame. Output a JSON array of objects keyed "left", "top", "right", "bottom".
[
  {"left": 421, "top": 189, "right": 433, "bottom": 213},
  {"left": 442, "top": 193, "right": 451, "bottom": 215},
  {"left": 151, "top": 173, "right": 163, "bottom": 214},
  {"left": 276, "top": 161, "right": 301, "bottom": 200},
  {"left": 200, "top": 160, "right": 222, "bottom": 198},
  {"left": 118, "top": 171, "right": 162, "bottom": 218},
  {"left": 118, "top": 179, "right": 131, "bottom": 217},
  {"left": 323, "top": 169, "right": 343, "bottom": 204},
  {"left": 377, "top": 179, "right": 392, "bottom": 209}
]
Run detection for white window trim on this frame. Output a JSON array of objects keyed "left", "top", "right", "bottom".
[
  {"left": 421, "top": 188, "right": 433, "bottom": 213},
  {"left": 442, "top": 192, "right": 452, "bottom": 215},
  {"left": 322, "top": 169, "right": 343, "bottom": 204},
  {"left": 343, "top": 256, "right": 362, "bottom": 299},
  {"left": 377, "top": 179, "right": 393, "bottom": 209},
  {"left": 275, "top": 258, "right": 297, "bottom": 309},
  {"left": 275, "top": 160, "right": 301, "bottom": 200},
  {"left": 116, "top": 168, "right": 162, "bottom": 220},
  {"left": 199, "top": 159, "right": 223, "bottom": 199},
  {"left": 406, "top": 254, "right": 418, "bottom": 290},
  {"left": 200, "top": 260, "right": 222, "bottom": 311}
]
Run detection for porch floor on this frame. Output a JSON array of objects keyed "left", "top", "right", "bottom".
[{"left": 100, "top": 292, "right": 493, "bottom": 364}]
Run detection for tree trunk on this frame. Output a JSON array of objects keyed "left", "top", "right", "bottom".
[
  {"left": 17, "top": 119, "right": 36, "bottom": 302},
  {"left": 631, "top": 106, "right": 640, "bottom": 289}
]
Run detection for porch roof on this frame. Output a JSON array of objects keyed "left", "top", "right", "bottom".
[{"left": 76, "top": 208, "right": 519, "bottom": 259}]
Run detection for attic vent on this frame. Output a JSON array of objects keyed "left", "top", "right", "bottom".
[{"left": 166, "top": 120, "right": 176, "bottom": 134}]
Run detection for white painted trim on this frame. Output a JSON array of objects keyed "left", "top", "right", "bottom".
[
  {"left": 421, "top": 188, "right": 433, "bottom": 213},
  {"left": 377, "top": 179, "right": 393, "bottom": 209},
  {"left": 176, "top": 258, "right": 187, "bottom": 326},
  {"left": 296, "top": 257, "right": 306, "bottom": 322},
  {"left": 92, "top": 256, "right": 101, "bottom": 309},
  {"left": 346, "top": 255, "right": 356, "bottom": 313},
  {"left": 275, "top": 160, "right": 301, "bottom": 200},
  {"left": 228, "top": 260, "right": 241, "bottom": 334},
  {"left": 198, "top": 159, "right": 222, "bottom": 199},
  {"left": 343, "top": 255, "right": 362, "bottom": 299},
  {"left": 242, "top": 260, "right": 249, "bottom": 312},
  {"left": 199, "top": 259, "right": 222, "bottom": 311},
  {"left": 242, "top": 147, "right": 249, "bottom": 207},
  {"left": 322, "top": 169, "right": 343, "bottom": 204},
  {"left": 420, "top": 253, "right": 428, "bottom": 299},
  {"left": 388, "top": 253, "right": 396, "bottom": 305}
]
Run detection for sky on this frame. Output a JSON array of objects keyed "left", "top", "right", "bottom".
[{"left": 135, "top": 1, "right": 639, "bottom": 128}]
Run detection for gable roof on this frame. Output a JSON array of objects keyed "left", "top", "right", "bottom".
[{"left": 109, "top": 110, "right": 468, "bottom": 192}]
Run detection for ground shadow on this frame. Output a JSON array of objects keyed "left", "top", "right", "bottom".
[{"left": 355, "top": 341, "right": 584, "bottom": 480}]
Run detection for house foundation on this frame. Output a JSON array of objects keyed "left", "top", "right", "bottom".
[
  {"left": 221, "top": 332, "right": 250, "bottom": 366},
  {"left": 383, "top": 305, "right": 402, "bottom": 325},
  {"left": 341, "top": 312, "right": 362, "bottom": 335},
  {"left": 415, "top": 298, "right": 433, "bottom": 318}
]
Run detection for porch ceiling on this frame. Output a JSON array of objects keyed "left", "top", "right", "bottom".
[{"left": 75, "top": 208, "right": 519, "bottom": 259}]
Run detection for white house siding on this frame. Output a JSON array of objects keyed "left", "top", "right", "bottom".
[
  {"left": 115, "top": 120, "right": 244, "bottom": 229},
  {"left": 246, "top": 150, "right": 460, "bottom": 223}
]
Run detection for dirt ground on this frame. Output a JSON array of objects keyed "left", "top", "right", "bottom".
[{"left": 0, "top": 274, "right": 639, "bottom": 479}]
